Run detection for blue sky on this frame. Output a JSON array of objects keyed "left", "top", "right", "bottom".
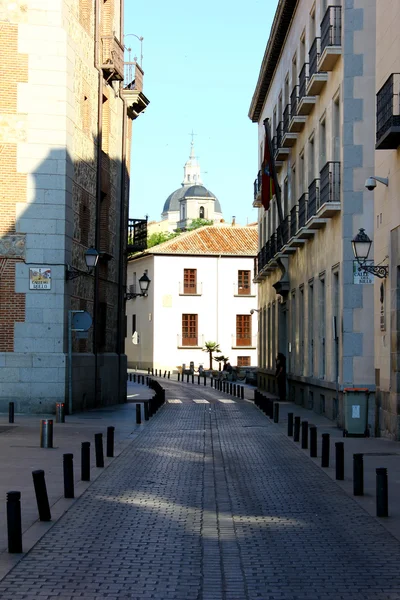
[{"left": 124, "top": 1, "right": 278, "bottom": 226}]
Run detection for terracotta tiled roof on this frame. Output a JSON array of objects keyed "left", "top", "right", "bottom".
[{"left": 145, "top": 225, "right": 258, "bottom": 256}]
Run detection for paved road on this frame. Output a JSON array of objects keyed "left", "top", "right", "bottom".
[{"left": 1, "top": 381, "right": 400, "bottom": 599}]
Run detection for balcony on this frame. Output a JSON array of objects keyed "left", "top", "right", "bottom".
[
  {"left": 290, "top": 205, "right": 298, "bottom": 238},
  {"left": 122, "top": 62, "right": 150, "bottom": 120},
  {"left": 232, "top": 334, "right": 257, "bottom": 349},
  {"left": 274, "top": 123, "right": 290, "bottom": 161},
  {"left": 282, "top": 104, "right": 298, "bottom": 147},
  {"left": 179, "top": 281, "right": 203, "bottom": 296},
  {"left": 101, "top": 35, "right": 124, "bottom": 81},
  {"left": 376, "top": 73, "right": 400, "bottom": 150},
  {"left": 289, "top": 86, "right": 307, "bottom": 133},
  {"left": 318, "top": 6, "right": 342, "bottom": 71},
  {"left": 298, "top": 63, "right": 316, "bottom": 115},
  {"left": 306, "top": 179, "right": 327, "bottom": 229},
  {"left": 127, "top": 218, "right": 147, "bottom": 254},
  {"left": 278, "top": 215, "right": 297, "bottom": 256},
  {"left": 297, "top": 192, "right": 316, "bottom": 239},
  {"left": 318, "top": 161, "right": 341, "bottom": 217},
  {"left": 253, "top": 170, "right": 262, "bottom": 207},
  {"left": 307, "top": 37, "right": 328, "bottom": 95},
  {"left": 177, "top": 334, "right": 204, "bottom": 349}
]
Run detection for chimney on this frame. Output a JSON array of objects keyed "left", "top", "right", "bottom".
[{"left": 232, "top": 216, "right": 236, "bottom": 226}]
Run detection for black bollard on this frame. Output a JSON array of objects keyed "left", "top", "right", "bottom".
[
  {"left": 106, "top": 426, "right": 115, "bottom": 458},
  {"left": 32, "top": 470, "right": 51, "bottom": 521},
  {"left": 301, "top": 421, "right": 308, "bottom": 449},
  {"left": 144, "top": 401, "right": 149, "bottom": 421},
  {"left": 164, "top": 371, "right": 167, "bottom": 378},
  {"left": 168, "top": 371, "right": 170, "bottom": 379},
  {"left": 178, "top": 372, "right": 180, "bottom": 382},
  {"left": 187, "top": 373, "right": 189, "bottom": 383},
  {"left": 40, "top": 419, "right": 53, "bottom": 448},
  {"left": 81, "top": 442, "right": 90, "bottom": 481},
  {"left": 146, "top": 376, "right": 149, "bottom": 386},
  {"left": 241, "top": 386, "right": 244, "bottom": 399},
  {"left": 335, "top": 442, "right": 344, "bottom": 480},
  {"left": 376, "top": 468, "right": 388, "bottom": 517},
  {"left": 287, "top": 412, "right": 294, "bottom": 437},
  {"left": 353, "top": 453, "right": 364, "bottom": 496},
  {"left": 63, "top": 453, "right": 74, "bottom": 499},
  {"left": 94, "top": 433, "right": 104, "bottom": 468},
  {"left": 293, "top": 416, "right": 301, "bottom": 442},
  {"left": 233, "top": 384, "right": 236, "bottom": 396},
  {"left": 133, "top": 374, "right": 136, "bottom": 383},
  {"left": 229, "top": 383, "right": 233, "bottom": 395},
  {"left": 192, "top": 373, "right": 194, "bottom": 384},
  {"left": 136, "top": 404, "right": 141, "bottom": 424},
  {"left": 309, "top": 426, "right": 317, "bottom": 457},
  {"left": 151, "top": 368, "right": 154, "bottom": 375},
  {"left": 7, "top": 491, "right": 22, "bottom": 553},
  {"left": 9, "top": 402, "right": 14, "bottom": 424},
  {"left": 198, "top": 375, "right": 200, "bottom": 385},
  {"left": 204, "top": 375, "right": 206, "bottom": 386},
  {"left": 273, "top": 402, "right": 279, "bottom": 423},
  {"left": 321, "top": 433, "right": 330, "bottom": 468}
]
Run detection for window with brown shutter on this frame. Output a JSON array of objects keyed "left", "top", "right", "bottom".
[
  {"left": 236, "top": 315, "right": 251, "bottom": 346},
  {"left": 182, "top": 314, "right": 198, "bottom": 346},
  {"left": 237, "top": 356, "right": 251, "bottom": 367},
  {"left": 184, "top": 269, "right": 197, "bottom": 294},
  {"left": 238, "top": 270, "right": 251, "bottom": 295}
]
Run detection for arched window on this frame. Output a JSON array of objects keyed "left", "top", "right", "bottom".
[
  {"left": 188, "top": 174, "right": 191, "bottom": 181},
  {"left": 199, "top": 206, "right": 205, "bottom": 218}
]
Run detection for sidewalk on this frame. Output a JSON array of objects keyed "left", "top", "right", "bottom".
[
  {"left": 0, "top": 381, "right": 153, "bottom": 575},
  {"left": 258, "top": 390, "right": 400, "bottom": 542}
]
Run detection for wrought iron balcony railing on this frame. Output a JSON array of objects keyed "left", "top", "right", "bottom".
[
  {"left": 291, "top": 86, "right": 298, "bottom": 118},
  {"left": 376, "top": 73, "right": 400, "bottom": 149},
  {"left": 321, "top": 6, "right": 342, "bottom": 54},
  {"left": 290, "top": 205, "right": 298, "bottom": 238},
  {"left": 298, "top": 193, "right": 308, "bottom": 228},
  {"left": 319, "top": 161, "right": 340, "bottom": 205},
  {"left": 253, "top": 169, "right": 262, "bottom": 200},
  {"left": 127, "top": 218, "right": 148, "bottom": 254},
  {"left": 276, "top": 122, "right": 283, "bottom": 152},
  {"left": 270, "top": 232, "right": 277, "bottom": 257},
  {"left": 309, "top": 37, "right": 321, "bottom": 80},
  {"left": 282, "top": 215, "right": 290, "bottom": 245},
  {"left": 307, "top": 179, "right": 320, "bottom": 219},
  {"left": 283, "top": 105, "right": 290, "bottom": 136},
  {"left": 299, "top": 63, "right": 309, "bottom": 101}
]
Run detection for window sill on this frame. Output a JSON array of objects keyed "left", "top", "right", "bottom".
[
  {"left": 233, "top": 293, "right": 256, "bottom": 298},
  {"left": 231, "top": 345, "right": 256, "bottom": 350},
  {"left": 177, "top": 344, "right": 203, "bottom": 349},
  {"left": 179, "top": 292, "right": 202, "bottom": 296}
]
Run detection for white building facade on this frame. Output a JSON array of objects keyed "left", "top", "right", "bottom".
[
  {"left": 125, "top": 226, "right": 258, "bottom": 372},
  {"left": 249, "top": 0, "right": 377, "bottom": 429}
]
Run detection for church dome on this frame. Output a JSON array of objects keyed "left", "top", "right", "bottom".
[{"left": 162, "top": 187, "right": 186, "bottom": 213}]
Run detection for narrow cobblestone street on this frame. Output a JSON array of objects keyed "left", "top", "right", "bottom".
[{"left": 1, "top": 383, "right": 400, "bottom": 599}]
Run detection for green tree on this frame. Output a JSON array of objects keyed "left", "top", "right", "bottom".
[
  {"left": 147, "top": 231, "right": 180, "bottom": 248},
  {"left": 213, "top": 355, "right": 229, "bottom": 371},
  {"left": 187, "top": 218, "right": 214, "bottom": 231},
  {"left": 203, "top": 341, "right": 221, "bottom": 370}
]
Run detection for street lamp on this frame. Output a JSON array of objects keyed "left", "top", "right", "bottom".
[
  {"left": 126, "top": 272, "right": 151, "bottom": 299},
  {"left": 124, "top": 33, "right": 143, "bottom": 68},
  {"left": 66, "top": 247, "right": 99, "bottom": 280},
  {"left": 351, "top": 228, "right": 388, "bottom": 279}
]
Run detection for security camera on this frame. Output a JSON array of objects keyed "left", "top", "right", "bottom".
[
  {"left": 250, "top": 309, "right": 255, "bottom": 315},
  {"left": 365, "top": 177, "right": 377, "bottom": 191},
  {"left": 365, "top": 176, "right": 389, "bottom": 191}
]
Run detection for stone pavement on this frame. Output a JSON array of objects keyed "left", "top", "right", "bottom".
[{"left": 1, "top": 379, "right": 400, "bottom": 598}]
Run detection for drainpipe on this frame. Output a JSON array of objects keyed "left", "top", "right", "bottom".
[{"left": 93, "top": 0, "right": 103, "bottom": 407}]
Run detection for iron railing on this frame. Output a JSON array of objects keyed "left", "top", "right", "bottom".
[
  {"left": 319, "top": 161, "right": 340, "bottom": 205},
  {"left": 321, "top": 6, "right": 342, "bottom": 54},
  {"left": 307, "top": 179, "right": 320, "bottom": 219},
  {"left": 253, "top": 169, "right": 262, "bottom": 200},
  {"left": 376, "top": 73, "right": 400, "bottom": 142},
  {"left": 309, "top": 37, "right": 321, "bottom": 80},
  {"left": 291, "top": 86, "right": 298, "bottom": 118},
  {"left": 299, "top": 63, "right": 309, "bottom": 101},
  {"left": 290, "top": 205, "right": 298, "bottom": 238},
  {"left": 283, "top": 105, "right": 290, "bottom": 136},
  {"left": 270, "top": 232, "right": 277, "bottom": 257},
  {"left": 276, "top": 122, "right": 283, "bottom": 151},
  {"left": 298, "top": 193, "right": 308, "bottom": 228},
  {"left": 282, "top": 215, "right": 290, "bottom": 245},
  {"left": 127, "top": 218, "right": 147, "bottom": 253}
]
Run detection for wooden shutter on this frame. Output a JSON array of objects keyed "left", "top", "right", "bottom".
[
  {"left": 182, "top": 314, "right": 198, "bottom": 346},
  {"left": 238, "top": 270, "right": 251, "bottom": 295},
  {"left": 237, "top": 356, "right": 251, "bottom": 367},
  {"left": 236, "top": 315, "right": 251, "bottom": 346},
  {"left": 184, "top": 269, "right": 197, "bottom": 294}
]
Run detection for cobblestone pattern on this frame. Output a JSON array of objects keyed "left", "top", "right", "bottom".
[{"left": 1, "top": 383, "right": 400, "bottom": 599}]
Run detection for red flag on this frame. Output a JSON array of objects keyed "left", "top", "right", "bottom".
[{"left": 261, "top": 123, "right": 276, "bottom": 211}]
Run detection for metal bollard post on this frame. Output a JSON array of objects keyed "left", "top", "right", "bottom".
[
  {"left": 151, "top": 368, "right": 154, "bottom": 375},
  {"left": 63, "top": 453, "right": 74, "bottom": 499},
  {"left": 273, "top": 402, "right": 279, "bottom": 423},
  {"left": 136, "top": 404, "right": 141, "bottom": 424},
  {"left": 376, "top": 468, "right": 388, "bottom": 517},
  {"left": 187, "top": 373, "right": 189, "bottom": 383},
  {"left": 164, "top": 370, "right": 167, "bottom": 378},
  {"left": 94, "top": 433, "right": 104, "bottom": 468},
  {"left": 309, "top": 426, "right": 317, "bottom": 457},
  {"left": 192, "top": 373, "right": 194, "bottom": 384},
  {"left": 32, "top": 470, "right": 51, "bottom": 521},
  {"left": 321, "top": 433, "right": 330, "bottom": 468},
  {"left": 198, "top": 375, "right": 200, "bottom": 385},
  {"left": 145, "top": 376, "right": 148, "bottom": 386},
  {"left": 293, "top": 416, "right": 301, "bottom": 442},
  {"left": 353, "top": 453, "right": 364, "bottom": 496},
  {"left": 40, "top": 419, "right": 53, "bottom": 448},
  {"left": 144, "top": 401, "right": 149, "bottom": 421},
  {"left": 9, "top": 402, "right": 14, "bottom": 424},
  {"left": 178, "top": 372, "right": 180, "bottom": 382},
  {"left": 241, "top": 386, "right": 244, "bottom": 400},
  {"left": 168, "top": 371, "right": 170, "bottom": 379},
  {"left": 229, "top": 383, "right": 233, "bottom": 395},
  {"left": 335, "top": 442, "right": 344, "bottom": 480},
  {"left": 81, "top": 442, "right": 90, "bottom": 481},
  {"left": 7, "top": 491, "right": 22, "bottom": 553},
  {"left": 56, "top": 402, "right": 65, "bottom": 423},
  {"left": 204, "top": 375, "right": 206, "bottom": 386},
  {"left": 287, "top": 412, "right": 294, "bottom": 436},
  {"left": 106, "top": 426, "right": 115, "bottom": 458},
  {"left": 301, "top": 421, "right": 308, "bottom": 449}
]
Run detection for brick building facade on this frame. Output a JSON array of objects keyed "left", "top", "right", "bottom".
[{"left": 0, "top": 0, "right": 148, "bottom": 412}]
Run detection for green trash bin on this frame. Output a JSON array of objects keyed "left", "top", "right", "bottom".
[{"left": 343, "top": 388, "right": 369, "bottom": 437}]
